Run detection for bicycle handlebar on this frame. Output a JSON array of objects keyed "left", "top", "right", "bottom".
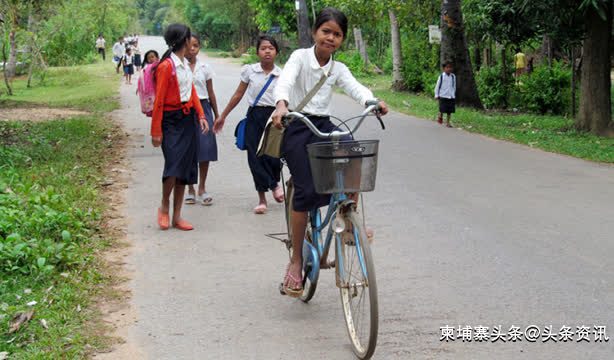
[{"left": 282, "top": 100, "right": 384, "bottom": 139}]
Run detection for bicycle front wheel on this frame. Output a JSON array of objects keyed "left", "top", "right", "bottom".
[{"left": 336, "top": 210, "right": 378, "bottom": 359}]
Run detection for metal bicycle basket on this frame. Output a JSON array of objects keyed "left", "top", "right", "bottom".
[{"left": 307, "top": 140, "right": 379, "bottom": 194}]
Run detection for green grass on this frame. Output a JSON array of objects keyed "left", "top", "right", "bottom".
[
  {"left": 2, "top": 62, "right": 120, "bottom": 113},
  {"left": 0, "top": 63, "right": 121, "bottom": 358},
  {"left": 356, "top": 74, "right": 614, "bottom": 163}
]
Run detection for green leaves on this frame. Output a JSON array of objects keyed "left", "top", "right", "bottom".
[{"left": 580, "top": 0, "right": 609, "bottom": 20}]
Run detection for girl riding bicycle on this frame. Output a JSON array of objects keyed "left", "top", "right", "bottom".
[{"left": 271, "top": 7, "right": 389, "bottom": 297}]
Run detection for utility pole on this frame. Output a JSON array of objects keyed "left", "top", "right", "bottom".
[{"left": 296, "top": 0, "right": 312, "bottom": 48}]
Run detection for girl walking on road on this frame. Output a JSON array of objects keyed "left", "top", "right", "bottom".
[
  {"left": 270, "top": 8, "right": 388, "bottom": 296},
  {"left": 185, "top": 34, "right": 220, "bottom": 206},
  {"left": 151, "top": 23, "right": 210, "bottom": 231},
  {"left": 214, "top": 36, "right": 284, "bottom": 214},
  {"left": 122, "top": 47, "right": 135, "bottom": 84},
  {"left": 133, "top": 41, "right": 142, "bottom": 71}
]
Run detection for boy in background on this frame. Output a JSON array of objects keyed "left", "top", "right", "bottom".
[{"left": 434, "top": 61, "right": 456, "bottom": 128}]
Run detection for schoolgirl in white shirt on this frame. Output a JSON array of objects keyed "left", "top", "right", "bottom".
[
  {"left": 214, "top": 36, "right": 285, "bottom": 214},
  {"left": 434, "top": 61, "right": 456, "bottom": 127},
  {"left": 270, "top": 8, "right": 388, "bottom": 297},
  {"left": 185, "top": 33, "right": 220, "bottom": 206}
]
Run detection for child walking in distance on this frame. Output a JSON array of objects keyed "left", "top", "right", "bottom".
[
  {"left": 112, "top": 37, "right": 125, "bottom": 74},
  {"left": 96, "top": 34, "right": 106, "bottom": 61},
  {"left": 133, "top": 41, "right": 142, "bottom": 71},
  {"left": 151, "top": 23, "right": 209, "bottom": 231},
  {"left": 434, "top": 61, "right": 456, "bottom": 128},
  {"left": 270, "top": 8, "right": 388, "bottom": 296},
  {"left": 122, "top": 48, "right": 135, "bottom": 84},
  {"left": 214, "top": 36, "right": 284, "bottom": 214},
  {"left": 185, "top": 34, "right": 220, "bottom": 206}
]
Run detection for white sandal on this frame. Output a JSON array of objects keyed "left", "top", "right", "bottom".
[{"left": 201, "top": 192, "right": 213, "bottom": 206}]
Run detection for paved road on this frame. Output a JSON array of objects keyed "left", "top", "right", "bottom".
[{"left": 104, "top": 36, "right": 614, "bottom": 359}]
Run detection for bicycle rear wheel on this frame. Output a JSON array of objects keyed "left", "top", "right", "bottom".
[{"left": 336, "top": 210, "right": 378, "bottom": 359}]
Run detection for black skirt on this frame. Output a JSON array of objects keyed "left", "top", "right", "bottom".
[
  {"left": 161, "top": 109, "right": 199, "bottom": 185},
  {"left": 134, "top": 54, "right": 142, "bottom": 67},
  {"left": 439, "top": 97, "right": 456, "bottom": 114}
]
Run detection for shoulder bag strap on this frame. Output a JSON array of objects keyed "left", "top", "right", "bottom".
[
  {"left": 252, "top": 74, "right": 276, "bottom": 107},
  {"left": 294, "top": 60, "right": 335, "bottom": 112}
]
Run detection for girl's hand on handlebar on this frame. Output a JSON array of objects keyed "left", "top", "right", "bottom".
[
  {"left": 377, "top": 101, "right": 389, "bottom": 116},
  {"left": 271, "top": 101, "right": 289, "bottom": 129}
]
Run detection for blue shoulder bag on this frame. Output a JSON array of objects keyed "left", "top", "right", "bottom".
[{"left": 235, "top": 75, "right": 276, "bottom": 150}]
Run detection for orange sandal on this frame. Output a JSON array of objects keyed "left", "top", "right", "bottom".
[
  {"left": 158, "top": 208, "right": 169, "bottom": 230},
  {"left": 172, "top": 219, "right": 194, "bottom": 231}
]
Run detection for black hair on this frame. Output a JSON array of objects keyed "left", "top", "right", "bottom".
[
  {"left": 143, "top": 50, "right": 159, "bottom": 65},
  {"left": 256, "top": 35, "right": 279, "bottom": 54},
  {"left": 191, "top": 33, "right": 202, "bottom": 46},
  {"left": 442, "top": 61, "right": 453, "bottom": 68},
  {"left": 313, "top": 7, "right": 348, "bottom": 39},
  {"left": 154, "top": 23, "right": 192, "bottom": 78}
]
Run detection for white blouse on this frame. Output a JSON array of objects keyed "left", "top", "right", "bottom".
[
  {"left": 240, "top": 63, "right": 282, "bottom": 107},
  {"left": 171, "top": 52, "right": 193, "bottom": 103},
  {"left": 273, "top": 46, "right": 374, "bottom": 116},
  {"left": 192, "top": 58, "right": 215, "bottom": 100}
]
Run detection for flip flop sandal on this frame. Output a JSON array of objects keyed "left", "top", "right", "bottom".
[
  {"left": 272, "top": 186, "right": 284, "bottom": 203},
  {"left": 280, "top": 264, "right": 303, "bottom": 297},
  {"left": 201, "top": 193, "right": 213, "bottom": 206},
  {"left": 253, "top": 204, "right": 267, "bottom": 214},
  {"left": 157, "top": 208, "right": 169, "bottom": 230},
  {"left": 185, "top": 194, "right": 196, "bottom": 205},
  {"left": 172, "top": 219, "right": 194, "bottom": 231}
]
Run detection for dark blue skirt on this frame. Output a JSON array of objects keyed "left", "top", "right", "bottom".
[
  {"left": 161, "top": 109, "right": 199, "bottom": 185},
  {"left": 197, "top": 99, "right": 218, "bottom": 162},
  {"left": 246, "top": 106, "right": 281, "bottom": 192},
  {"left": 282, "top": 115, "right": 348, "bottom": 212}
]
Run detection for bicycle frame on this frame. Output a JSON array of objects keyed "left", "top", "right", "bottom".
[{"left": 304, "top": 189, "right": 369, "bottom": 288}]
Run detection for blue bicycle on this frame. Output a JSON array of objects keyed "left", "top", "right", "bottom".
[{"left": 277, "top": 101, "right": 385, "bottom": 359}]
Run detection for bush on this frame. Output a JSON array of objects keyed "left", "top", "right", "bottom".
[
  {"left": 519, "top": 62, "right": 571, "bottom": 115},
  {"left": 400, "top": 29, "right": 439, "bottom": 92},
  {"left": 422, "top": 71, "right": 442, "bottom": 96},
  {"left": 336, "top": 50, "right": 368, "bottom": 77},
  {"left": 476, "top": 65, "right": 514, "bottom": 109}
]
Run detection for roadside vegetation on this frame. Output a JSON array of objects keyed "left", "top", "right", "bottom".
[{"left": 0, "top": 62, "right": 122, "bottom": 358}]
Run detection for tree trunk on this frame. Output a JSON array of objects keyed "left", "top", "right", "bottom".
[
  {"left": 6, "top": 29, "right": 17, "bottom": 79},
  {"left": 353, "top": 27, "right": 369, "bottom": 68},
  {"left": 473, "top": 43, "right": 481, "bottom": 71},
  {"left": 577, "top": 0, "right": 613, "bottom": 136},
  {"left": 296, "top": 0, "right": 312, "bottom": 48},
  {"left": 389, "top": 10, "right": 405, "bottom": 91},
  {"left": 2, "top": 41, "right": 13, "bottom": 95},
  {"left": 440, "top": 0, "right": 483, "bottom": 109}
]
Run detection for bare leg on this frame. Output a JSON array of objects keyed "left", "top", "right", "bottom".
[
  {"left": 446, "top": 114, "right": 452, "bottom": 127},
  {"left": 161, "top": 177, "right": 175, "bottom": 213},
  {"left": 288, "top": 210, "right": 307, "bottom": 282},
  {"left": 258, "top": 191, "right": 267, "bottom": 205},
  {"left": 172, "top": 182, "right": 186, "bottom": 224},
  {"left": 187, "top": 184, "right": 196, "bottom": 197},
  {"left": 198, "top": 161, "right": 210, "bottom": 196}
]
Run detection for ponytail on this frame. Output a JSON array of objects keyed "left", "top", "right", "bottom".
[{"left": 153, "top": 23, "right": 192, "bottom": 80}]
